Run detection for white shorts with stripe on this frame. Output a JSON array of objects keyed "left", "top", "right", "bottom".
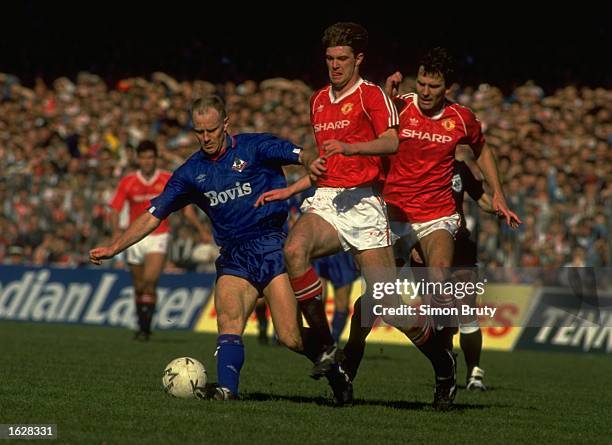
[
  {"left": 126, "top": 233, "right": 170, "bottom": 265},
  {"left": 300, "top": 187, "right": 393, "bottom": 252}
]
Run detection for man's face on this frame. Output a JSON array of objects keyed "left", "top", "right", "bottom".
[
  {"left": 415, "top": 66, "right": 447, "bottom": 114},
  {"left": 136, "top": 150, "right": 156, "bottom": 175},
  {"left": 192, "top": 108, "right": 229, "bottom": 157},
  {"left": 326, "top": 46, "right": 363, "bottom": 92}
]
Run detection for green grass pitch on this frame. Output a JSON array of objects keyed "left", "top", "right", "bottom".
[{"left": 1, "top": 322, "right": 611, "bottom": 444}]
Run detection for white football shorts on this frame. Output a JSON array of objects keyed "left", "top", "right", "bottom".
[
  {"left": 126, "top": 233, "right": 170, "bottom": 265},
  {"left": 300, "top": 186, "right": 393, "bottom": 251}
]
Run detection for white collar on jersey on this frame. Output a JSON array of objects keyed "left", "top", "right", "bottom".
[
  {"left": 328, "top": 77, "right": 364, "bottom": 104},
  {"left": 412, "top": 94, "right": 448, "bottom": 120},
  {"left": 136, "top": 169, "right": 160, "bottom": 185}
]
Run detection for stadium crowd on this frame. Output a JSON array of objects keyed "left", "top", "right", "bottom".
[{"left": 0, "top": 71, "right": 610, "bottom": 273}]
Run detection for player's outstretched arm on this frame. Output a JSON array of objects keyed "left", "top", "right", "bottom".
[
  {"left": 255, "top": 175, "right": 312, "bottom": 207},
  {"left": 89, "top": 212, "right": 162, "bottom": 265},
  {"left": 459, "top": 145, "right": 521, "bottom": 228},
  {"left": 321, "top": 128, "right": 399, "bottom": 157},
  {"left": 476, "top": 192, "right": 521, "bottom": 228},
  {"left": 475, "top": 144, "right": 522, "bottom": 227}
]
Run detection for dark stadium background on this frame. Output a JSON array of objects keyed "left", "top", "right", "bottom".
[{"left": 1, "top": 3, "right": 609, "bottom": 93}]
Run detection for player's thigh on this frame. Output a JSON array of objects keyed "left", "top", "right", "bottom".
[
  {"left": 142, "top": 252, "right": 167, "bottom": 286},
  {"left": 353, "top": 246, "right": 396, "bottom": 287},
  {"left": 215, "top": 275, "right": 259, "bottom": 335},
  {"left": 354, "top": 246, "right": 398, "bottom": 319},
  {"left": 419, "top": 229, "right": 454, "bottom": 269},
  {"left": 285, "top": 213, "right": 342, "bottom": 260},
  {"left": 262, "top": 273, "right": 302, "bottom": 350}
]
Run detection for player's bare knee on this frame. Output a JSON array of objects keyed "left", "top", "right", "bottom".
[
  {"left": 216, "top": 312, "right": 244, "bottom": 334},
  {"left": 283, "top": 241, "right": 309, "bottom": 271}
]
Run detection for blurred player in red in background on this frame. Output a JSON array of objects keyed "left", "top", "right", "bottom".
[{"left": 109, "top": 140, "right": 205, "bottom": 340}]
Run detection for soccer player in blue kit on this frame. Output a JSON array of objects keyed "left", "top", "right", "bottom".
[{"left": 90, "top": 95, "right": 349, "bottom": 401}]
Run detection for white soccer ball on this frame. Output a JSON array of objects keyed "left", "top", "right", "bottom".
[{"left": 162, "top": 357, "right": 208, "bottom": 398}]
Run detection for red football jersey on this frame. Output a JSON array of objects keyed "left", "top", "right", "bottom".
[
  {"left": 383, "top": 93, "right": 485, "bottom": 222},
  {"left": 109, "top": 169, "right": 172, "bottom": 234},
  {"left": 310, "top": 78, "right": 399, "bottom": 188}
]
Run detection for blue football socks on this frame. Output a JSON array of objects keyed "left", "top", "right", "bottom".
[{"left": 216, "top": 334, "right": 244, "bottom": 396}]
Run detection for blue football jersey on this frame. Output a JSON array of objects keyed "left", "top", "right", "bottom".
[{"left": 149, "top": 133, "right": 301, "bottom": 248}]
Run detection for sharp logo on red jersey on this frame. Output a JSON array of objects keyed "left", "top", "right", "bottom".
[
  {"left": 313, "top": 120, "right": 350, "bottom": 132},
  {"left": 401, "top": 129, "right": 453, "bottom": 143},
  {"left": 341, "top": 103, "right": 353, "bottom": 115},
  {"left": 442, "top": 118, "right": 456, "bottom": 131}
]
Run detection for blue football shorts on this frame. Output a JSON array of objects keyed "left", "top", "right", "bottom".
[
  {"left": 216, "top": 231, "right": 287, "bottom": 293},
  {"left": 314, "top": 250, "right": 359, "bottom": 289}
]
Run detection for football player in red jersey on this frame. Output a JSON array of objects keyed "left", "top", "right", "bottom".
[
  {"left": 408, "top": 146, "right": 506, "bottom": 391},
  {"left": 382, "top": 48, "right": 519, "bottom": 389},
  {"left": 384, "top": 47, "right": 519, "bottom": 333},
  {"left": 281, "top": 22, "right": 401, "bottom": 404},
  {"left": 108, "top": 140, "right": 205, "bottom": 340}
]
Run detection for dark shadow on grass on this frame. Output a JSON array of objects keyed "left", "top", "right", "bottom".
[
  {"left": 361, "top": 355, "right": 394, "bottom": 362},
  {"left": 417, "top": 382, "right": 522, "bottom": 393},
  {"left": 241, "top": 392, "right": 504, "bottom": 411},
  {"left": 356, "top": 399, "right": 493, "bottom": 411},
  {"left": 241, "top": 392, "right": 331, "bottom": 406}
]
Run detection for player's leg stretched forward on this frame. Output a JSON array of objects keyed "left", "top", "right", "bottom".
[
  {"left": 284, "top": 213, "right": 344, "bottom": 370},
  {"left": 200, "top": 273, "right": 350, "bottom": 404}
]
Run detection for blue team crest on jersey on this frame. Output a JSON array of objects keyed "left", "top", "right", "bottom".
[{"left": 232, "top": 157, "right": 248, "bottom": 172}]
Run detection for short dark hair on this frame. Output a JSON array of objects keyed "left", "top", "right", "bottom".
[
  {"left": 136, "top": 140, "right": 157, "bottom": 156},
  {"left": 191, "top": 95, "right": 227, "bottom": 121},
  {"left": 418, "top": 47, "right": 456, "bottom": 87},
  {"left": 322, "top": 22, "right": 368, "bottom": 55}
]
